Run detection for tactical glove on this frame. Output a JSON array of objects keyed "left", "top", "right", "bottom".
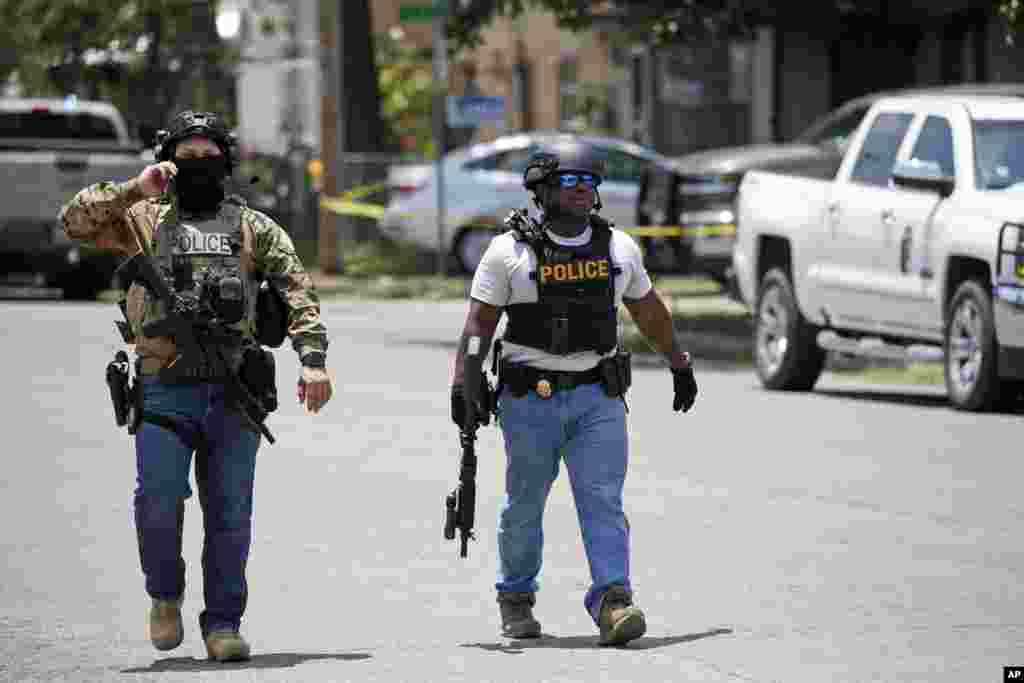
[
  {"left": 451, "top": 380, "right": 492, "bottom": 429},
  {"left": 671, "top": 366, "right": 698, "bottom": 413}
]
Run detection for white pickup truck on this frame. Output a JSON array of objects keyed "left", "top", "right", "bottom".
[
  {"left": 0, "top": 97, "right": 148, "bottom": 299},
  {"left": 733, "top": 94, "right": 1024, "bottom": 411}
]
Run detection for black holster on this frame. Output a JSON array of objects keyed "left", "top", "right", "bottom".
[
  {"left": 239, "top": 347, "right": 279, "bottom": 414},
  {"left": 255, "top": 280, "right": 289, "bottom": 348},
  {"left": 106, "top": 351, "right": 131, "bottom": 427},
  {"left": 598, "top": 351, "right": 632, "bottom": 398}
]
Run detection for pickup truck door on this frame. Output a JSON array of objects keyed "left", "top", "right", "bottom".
[
  {"left": 868, "top": 114, "right": 953, "bottom": 337},
  {"left": 819, "top": 110, "right": 916, "bottom": 328}
]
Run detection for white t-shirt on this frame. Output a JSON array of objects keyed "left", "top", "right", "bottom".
[{"left": 470, "top": 224, "right": 652, "bottom": 371}]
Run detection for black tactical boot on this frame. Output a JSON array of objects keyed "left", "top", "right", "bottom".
[
  {"left": 497, "top": 591, "right": 542, "bottom": 638},
  {"left": 597, "top": 585, "right": 646, "bottom": 646}
]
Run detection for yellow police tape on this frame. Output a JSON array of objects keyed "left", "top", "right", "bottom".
[
  {"left": 320, "top": 196, "right": 388, "bottom": 221},
  {"left": 319, "top": 191, "right": 737, "bottom": 238}
]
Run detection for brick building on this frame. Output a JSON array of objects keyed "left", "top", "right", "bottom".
[{"left": 313, "top": 1, "right": 1024, "bottom": 161}]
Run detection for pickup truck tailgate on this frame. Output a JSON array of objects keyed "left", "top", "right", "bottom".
[{"left": 0, "top": 149, "right": 146, "bottom": 251}]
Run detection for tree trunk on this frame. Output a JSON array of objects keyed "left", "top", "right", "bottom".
[
  {"left": 337, "top": 0, "right": 388, "bottom": 242},
  {"left": 339, "top": 0, "right": 386, "bottom": 155}
]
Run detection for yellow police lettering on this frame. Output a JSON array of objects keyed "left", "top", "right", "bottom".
[
  {"left": 599, "top": 261, "right": 609, "bottom": 278},
  {"left": 554, "top": 264, "right": 567, "bottom": 280},
  {"left": 584, "top": 261, "right": 598, "bottom": 278},
  {"left": 540, "top": 264, "right": 553, "bottom": 282}
]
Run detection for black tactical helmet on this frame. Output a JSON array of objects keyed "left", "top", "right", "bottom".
[
  {"left": 522, "top": 140, "right": 606, "bottom": 191},
  {"left": 153, "top": 110, "right": 238, "bottom": 170}
]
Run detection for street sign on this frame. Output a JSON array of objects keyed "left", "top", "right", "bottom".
[
  {"left": 400, "top": 3, "right": 442, "bottom": 22},
  {"left": 446, "top": 96, "right": 506, "bottom": 128}
]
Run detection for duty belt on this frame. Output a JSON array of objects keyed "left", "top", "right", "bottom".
[
  {"left": 139, "top": 353, "right": 232, "bottom": 381},
  {"left": 499, "top": 361, "right": 602, "bottom": 399}
]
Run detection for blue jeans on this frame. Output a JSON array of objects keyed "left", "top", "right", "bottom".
[
  {"left": 134, "top": 376, "right": 260, "bottom": 635},
  {"left": 495, "top": 381, "right": 631, "bottom": 623}
]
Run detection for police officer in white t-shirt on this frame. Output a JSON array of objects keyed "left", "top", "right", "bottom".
[{"left": 450, "top": 141, "right": 698, "bottom": 645}]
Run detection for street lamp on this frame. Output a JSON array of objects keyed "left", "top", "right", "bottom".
[{"left": 216, "top": 5, "right": 242, "bottom": 41}]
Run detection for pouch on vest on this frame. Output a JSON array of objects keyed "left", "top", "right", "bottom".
[
  {"left": 255, "top": 281, "right": 288, "bottom": 348},
  {"left": 240, "top": 346, "right": 279, "bottom": 414}
]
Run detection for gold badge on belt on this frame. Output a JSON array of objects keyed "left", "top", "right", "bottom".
[{"left": 535, "top": 378, "right": 553, "bottom": 399}]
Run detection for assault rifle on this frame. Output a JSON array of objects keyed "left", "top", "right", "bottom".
[
  {"left": 444, "top": 419, "right": 479, "bottom": 558},
  {"left": 115, "top": 249, "right": 275, "bottom": 444},
  {"left": 444, "top": 360, "right": 494, "bottom": 558}
]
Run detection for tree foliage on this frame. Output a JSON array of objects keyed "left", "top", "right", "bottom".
[
  {"left": 0, "top": 0, "right": 238, "bottom": 138},
  {"left": 446, "top": 0, "right": 1022, "bottom": 51},
  {"left": 1001, "top": 0, "right": 1024, "bottom": 43},
  {"left": 376, "top": 32, "right": 434, "bottom": 156}
]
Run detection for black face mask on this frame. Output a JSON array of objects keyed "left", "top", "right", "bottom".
[{"left": 172, "top": 156, "right": 227, "bottom": 212}]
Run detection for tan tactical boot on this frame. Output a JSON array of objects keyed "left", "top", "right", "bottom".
[
  {"left": 597, "top": 585, "right": 646, "bottom": 646},
  {"left": 204, "top": 630, "right": 251, "bottom": 662},
  {"left": 497, "top": 592, "right": 542, "bottom": 639},
  {"left": 148, "top": 598, "right": 184, "bottom": 651}
]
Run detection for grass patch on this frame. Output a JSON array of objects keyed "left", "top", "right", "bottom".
[
  {"left": 651, "top": 276, "right": 723, "bottom": 297},
  {"left": 317, "top": 274, "right": 469, "bottom": 300},
  {"left": 334, "top": 239, "right": 439, "bottom": 277},
  {"left": 830, "top": 363, "right": 945, "bottom": 386}
]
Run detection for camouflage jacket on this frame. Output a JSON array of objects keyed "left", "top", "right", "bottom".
[{"left": 59, "top": 179, "right": 328, "bottom": 365}]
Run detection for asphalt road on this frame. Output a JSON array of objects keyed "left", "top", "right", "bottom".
[{"left": 2, "top": 299, "right": 1022, "bottom": 683}]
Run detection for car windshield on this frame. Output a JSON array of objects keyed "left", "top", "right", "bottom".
[
  {"left": 0, "top": 110, "right": 118, "bottom": 140},
  {"left": 974, "top": 119, "right": 1024, "bottom": 190}
]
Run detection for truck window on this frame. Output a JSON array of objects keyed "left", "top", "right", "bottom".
[
  {"left": 909, "top": 116, "right": 955, "bottom": 178},
  {"left": 974, "top": 120, "right": 1024, "bottom": 190},
  {"left": 849, "top": 112, "right": 914, "bottom": 187},
  {"left": 0, "top": 111, "right": 118, "bottom": 140}
]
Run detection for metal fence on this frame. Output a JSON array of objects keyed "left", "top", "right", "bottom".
[{"left": 235, "top": 148, "right": 320, "bottom": 244}]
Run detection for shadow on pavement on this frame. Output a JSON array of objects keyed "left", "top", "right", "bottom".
[
  {"left": 121, "top": 651, "right": 371, "bottom": 673},
  {"left": 816, "top": 382, "right": 1022, "bottom": 414},
  {"left": 462, "top": 627, "right": 732, "bottom": 653},
  {"left": 815, "top": 387, "right": 952, "bottom": 409}
]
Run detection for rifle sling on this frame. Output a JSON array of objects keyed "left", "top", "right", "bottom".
[{"left": 140, "top": 413, "right": 207, "bottom": 455}]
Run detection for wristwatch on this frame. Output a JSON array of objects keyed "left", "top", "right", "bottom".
[{"left": 301, "top": 351, "right": 326, "bottom": 369}]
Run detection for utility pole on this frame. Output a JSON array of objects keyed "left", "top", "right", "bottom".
[
  {"left": 318, "top": 0, "right": 342, "bottom": 273},
  {"left": 282, "top": 1, "right": 311, "bottom": 241}
]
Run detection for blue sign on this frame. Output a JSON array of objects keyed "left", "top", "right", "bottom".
[{"left": 446, "top": 96, "right": 506, "bottom": 128}]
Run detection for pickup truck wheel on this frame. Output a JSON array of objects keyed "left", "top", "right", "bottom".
[
  {"left": 944, "top": 280, "right": 1004, "bottom": 411},
  {"left": 754, "top": 268, "right": 825, "bottom": 391}
]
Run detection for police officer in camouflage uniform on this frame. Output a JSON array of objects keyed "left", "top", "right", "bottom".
[
  {"left": 451, "top": 141, "right": 698, "bottom": 645},
  {"left": 60, "top": 111, "right": 332, "bottom": 662}
]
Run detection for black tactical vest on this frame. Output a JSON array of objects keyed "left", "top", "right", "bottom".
[
  {"left": 504, "top": 217, "right": 620, "bottom": 355},
  {"left": 147, "top": 200, "right": 260, "bottom": 338}
]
